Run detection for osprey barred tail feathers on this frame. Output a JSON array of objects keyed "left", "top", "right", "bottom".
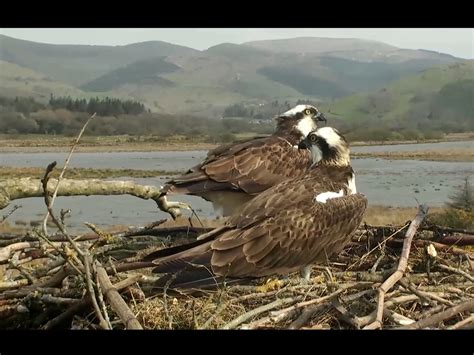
[
  {"left": 157, "top": 104, "right": 327, "bottom": 218},
  {"left": 145, "top": 127, "right": 368, "bottom": 293}
]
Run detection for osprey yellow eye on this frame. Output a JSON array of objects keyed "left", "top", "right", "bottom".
[
  {"left": 310, "top": 134, "right": 317, "bottom": 142},
  {"left": 305, "top": 109, "right": 311, "bottom": 115}
]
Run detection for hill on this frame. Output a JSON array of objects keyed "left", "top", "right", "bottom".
[
  {"left": 320, "top": 61, "right": 474, "bottom": 132},
  {"left": 0, "top": 35, "right": 468, "bottom": 117},
  {"left": 0, "top": 34, "right": 199, "bottom": 86}
]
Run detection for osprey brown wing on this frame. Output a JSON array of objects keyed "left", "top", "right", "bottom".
[
  {"left": 210, "top": 192, "right": 368, "bottom": 278},
  {"left": 165, "top": 136, "right": 311, "bottom": 195},
  {"left": 153, "top": 173, "right": 366, "bottom": 276}
]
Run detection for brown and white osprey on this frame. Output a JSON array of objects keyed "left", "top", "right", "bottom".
[
  {"left": 145, "top": 127, "right": 368, "bottom": 291},
  {"left": 158, "top": 105, "right": 327, "bottom": 217}
]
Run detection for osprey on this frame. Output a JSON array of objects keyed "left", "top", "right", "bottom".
[
  {"left": 145, "top": 127, "right": 368, "bottom": 291},
  {"left": 158, "top": 105, "right": 327, "bottom": 217}
]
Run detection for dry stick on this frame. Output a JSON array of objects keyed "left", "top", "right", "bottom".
[
  {"left": 84, "top": 253, "right": 110, "bottom": 330},
  {"left": 0, "top": 242, "right": 36, "bottom": 263},
  {"left": 95, "top": 262, "right": 143, "bottom": 330},
  {"left": 447, "top": 313, "right": 474, "bottom": 329},
  {"left": 40, "top": 163, "right": 85, "bottom": 259},
  {"left": 273, "top": 287, "right": 348, "bottom": 319},
  {"left": 0, "top": 204, "right": 21, "bottom": 224},
  {"left": 348, "top": 222, "right": 410, "bottom": 270},
  {"left": 222, "top": 296, "right": 303, "bottom": 330},
  {"left": 94, "top": 263, "right": 113, "bottom": 329},
  {"left": 42, "top": 112, "right": 96, "bottom": 235},
  {"left": 200, "top": 290, "right": 282, "bottom": 329},
  {"left": 39, "top": 294, "right": 81, "bottom": 306},
  {"left": 356, "top": 294, "right": 420, "bottom": 328},
  {"left": 436, "top": 263, "right": 474, "bottom": 283},
  {"left": 0, "top": 279, "right": 29, "bottom": 291},
  {"left": 1, "top": 178, "right": 167, "bottom": 212},
  {"left": 289, "top": 303, "right": 332, "bottom": 329},
  {"left": 331, "top": 298, "right": 361, "bottom": 328},
  {"left": 0, "top": 287, "right": 79, "bottom": 301},
  {"left": 33, "top": 229, "right": 83, "bottom": 277},
  {"left": 397, "top": 298, "right": 474, "bottom": 329},
  {"left": 363, "top": 204, "right": 429, "bottom": 330},
  {"left": 398, "top": 278, "right": 454, "bottom": 307},
  {"left": 43, "top": 274, "right": 142, "bottom": 330},
  {"left": 243, "top": 283, "right": 374, "bottom": 329},
  {"left": 228, "top": 284, "right": 366, "bottom": 330}
]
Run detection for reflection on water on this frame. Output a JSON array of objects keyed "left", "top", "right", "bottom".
[{"left": 1, "top": 141, "right": 473, "bottom": 232}]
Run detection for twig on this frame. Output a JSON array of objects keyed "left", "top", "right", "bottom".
[
  {"left": 364, "top": 204, "right": 429, "bottom": 329},
  {"left": 447, "top": 313, "right": 474, "bottom": 329},
  {"left": 95, "top": 261, "right": 143, "bottom": 330},
  {"left": 288, "top": 303, "right": 330, "bottom": 329},
  {"left": 222, "top": 296, "right": 302, "bottom": 330},
  {"left": 397, "top": 298, "right": 474, "bottom": 329},
  {"left": 0, "top": 242, "right": 36, "bottom": 263},
  {"left": 42, "top": 112, "right": 96, "bottom": 235},
  {"left": 348, "top": 222, "right": 410, "bottom": 270},
  {"left": 0, "top": 204, "right": 21, "bottom": 224},
  {"left": 84, "top": 253, "right": 110, "bottom": 329},
  {"left": 272, "top": 286, "right": 350, "bottom": 319},
  {"left": 33, "top": 229, "right": 84, "bottom": 277},
  {"left": 42, "top": 274, "right": 142, "bottom": 330},
  {"left": 331, "top": 298, "right": 361, "bottom": 328},
  {"left": 200, "top": 290, "right": 282, "bottom": 329},
  {"left": 436, "top": 263, "right": 474, "bottom": 283},
  {"left": 398, "top": 278, "right": 453, "bottom": 307},
  {"left": 0, "top": 279, "right": 29, "bottom": 291},
  {"left": 94, "top": 262, "right": 113, "bottom": 329},
  {"left": 40, "top": 165, "right": 85, "bottom": 259},
  {"left": 39, "top": 294, "right": 81, "bottom": 306}
]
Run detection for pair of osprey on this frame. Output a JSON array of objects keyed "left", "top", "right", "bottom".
[{"left": 145, "top": 105, "right": 368, "bottom": 291}]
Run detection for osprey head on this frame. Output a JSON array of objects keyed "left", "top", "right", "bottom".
[
  {"left": 275, "top": 105, "right": 327, "bottom": 139},
  {"left": 298, "top": 127, "right": 350, "bottom": 167}
]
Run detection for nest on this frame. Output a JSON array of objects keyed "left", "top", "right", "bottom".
[{"left": 1, "top": 208, "right": 473, "bottom": 330}]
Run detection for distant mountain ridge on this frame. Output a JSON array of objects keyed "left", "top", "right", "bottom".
[{"left": 0, "top": 34, "right": 468, "bottom": 117}]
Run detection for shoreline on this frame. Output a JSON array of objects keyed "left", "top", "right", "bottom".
[{"left": 0, "top": 134, "right": 472, "bottom": 153}]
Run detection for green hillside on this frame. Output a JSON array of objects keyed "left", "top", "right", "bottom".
[
  {"left": 0, "top": 35, "right": 468, "bottom": 118},
  {"left": 0, "top": 35, "right": 198, "bottom": 86},
  {"left": 0, "top": 60, "right": 85, "bottom": 102},
  {"left": 80, "top": 57, "right": 180, "bottom": 91},
  {"left": 320, "top": 61, "right": 474, "bottom": 131}
]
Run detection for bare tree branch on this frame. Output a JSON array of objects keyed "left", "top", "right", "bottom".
[{"left": 364, "top": 204, "right": 429, "bottom": 329}]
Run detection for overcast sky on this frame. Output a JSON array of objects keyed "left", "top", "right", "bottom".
[{"left": 1, "top": 28, "right": 473, "bottom": 59}]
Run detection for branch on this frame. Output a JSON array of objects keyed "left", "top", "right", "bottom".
[
  {"left": 0, "top": 204, "right": 21, "bottom": 224},
  {"left": 0, "top": 178, "right": 163, "bottom": 210},
  {"left": 436, "top": 263, "right": 474, "bottom": 283},
  {"left": 95, "top": 262, "right": 143, "bottom": 330},
  {"left": 397, "top": 298, "right": 474, "bottom": 329},
  {"left": 42, "top": 274, "right": 142, "bottom": 329},
  {"left": 84, "top": 253, "right": 110, "bottom": 330},
  {"left": 363, "top": 204, "right": 429, "bottom": 329},
  {"left": 0, "top": 242, "right": 37, "bottom": 263},
  {"left": 42, "top": 112, "right": 96, "bottom": 234}
]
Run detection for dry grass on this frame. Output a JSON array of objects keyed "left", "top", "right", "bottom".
[
  {"left": 0, "top": 166, "right": 181, "bottom": 179},
  {"left": 364, "top": 206, "right": 444, "bottom": 226},
  {"left": 352, "top": 149, "right": 474, "bottom": 162}
]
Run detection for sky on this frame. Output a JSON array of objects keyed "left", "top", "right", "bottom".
[{"left": 1, "top": 28, "right": 473, "bottom": 59}]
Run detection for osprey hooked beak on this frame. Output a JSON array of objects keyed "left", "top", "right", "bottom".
[
  {"left": 315, "top": 112, "right": 327, "bottom": 124},
  {"left": 298, "top": 136, "right": 311, "bottom": 150}
]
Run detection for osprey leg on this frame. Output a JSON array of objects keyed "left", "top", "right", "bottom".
[{"left": 300, "top": 265, "right": 312, "bottom": 283}]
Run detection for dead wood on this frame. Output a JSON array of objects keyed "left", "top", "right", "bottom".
[
  {"left": 95, "top": 262, "right": 143, "bottom": 330},
  {"left": 364, "top": 204, "right": 429, "bottom": 329}
]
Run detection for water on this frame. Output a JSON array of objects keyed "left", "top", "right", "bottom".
[
  {"left": 1, "top": 141, "right": 473, "bottom": 231},
  {"left": 1, "top": 140, "right": 472, "bottom": 169}
]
